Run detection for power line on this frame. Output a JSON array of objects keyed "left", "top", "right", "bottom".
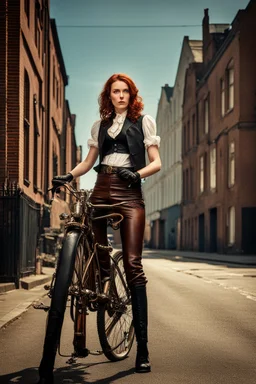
[{"left": 56, "top": 24, "right": 201, "bottom": 29}]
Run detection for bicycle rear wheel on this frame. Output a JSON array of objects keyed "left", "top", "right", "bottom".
[
  {"left": 97, "top": 250, "right": 134, "bottom": 361},
  {"left": 39, "top": 230, "right": 82, "bottom": 379},
  {"left": 72, "top": 237, "right": 99, "bottom": 356}
]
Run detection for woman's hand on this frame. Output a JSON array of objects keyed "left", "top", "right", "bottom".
[{"left": 118, "top": 169, "right": 141, "bottom": 184}]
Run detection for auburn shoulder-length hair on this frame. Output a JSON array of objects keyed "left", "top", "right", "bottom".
[{"left": 98, "top": 73, "right": 144, "bottom": 123}]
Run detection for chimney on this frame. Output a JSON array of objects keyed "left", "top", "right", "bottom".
[{"left": 202, "top": 8, "right": 210, "bottom": 65}]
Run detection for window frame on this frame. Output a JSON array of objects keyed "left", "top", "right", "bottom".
[
  {"left": 199, "top": 155, "right": 204, "bottom": 194},
  {"left": 228, "top": 141, "right": 235, "bottom": 187},
  {"left": 228, "top": 206, "right": 235, "bottom": 246},
  {"left": 24, "top": 71, "right": 30, "bottom": 186},
  {"left": 204, "top": 97, "right": 209, "bottom": 134},
  {"left": 227, "top": 61, "right": 234, "bottom": 111},
  {"left": 210, "top": 147, "right": 216, "bottom": 191},
  {"left": 220, "top": 78, "right": 225, "bottom": 117}
]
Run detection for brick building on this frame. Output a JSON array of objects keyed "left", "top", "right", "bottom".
[
  {"left": 143, "top": 37, "right": 202, "bottom": 250},
  {"left": 182, "top": 0, "right": 256, "bottom": 254},
  {"left": 0, "top": 0, "right": 81, "bottom": 285}
]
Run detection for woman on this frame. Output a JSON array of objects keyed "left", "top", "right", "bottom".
[{"left": 41, "top": 73, "right": 161, "bottom": 380}]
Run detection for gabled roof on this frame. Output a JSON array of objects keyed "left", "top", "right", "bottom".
[
  {"left": 188, "top": 40, "right": 203, "bottom": 63},
  {"left": 50, "top": 19, "right": 68, "bottom": 86}
]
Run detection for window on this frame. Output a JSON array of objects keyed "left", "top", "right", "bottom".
[
  {"left": 24, "top": 0, "right": 30, "bottom": 25},
  {"left": 210, "top": 147, "right": 216, "bottom": 190},
  {"left": 227, "top": 66, "right": 234, "bottom": 110},
  {"left": 186, "top": 169, "right": 189, "bottom": 201},
  {"left": 192, "top": 114, "right": 196, "bottom": 146},
  {"left": 228, "top": 142, "right": 235, "bottom": 187},
  {"left": 187, "top": 120, "right": 190, "bottom": 150},
  {"left": 183, "top": 124, "right": 186, "bottom": 154},
  {"left": 34, "top": 0, "right": 41, "bottom": 54},
  {"left": 228, "top": 206, "right": 235, "bottom": 245},
  {"left": 199, "top": 155, "right": 204, "bottom": 193},
  {"left": 24, "top": 71, "right": 30, "bottom": 183},
  {"left": 221, "top": 79, "right": 225, "bottom": 117},
  {"left": 33, "top": 95, "right": 39, "bottom": 190},
  {"left": 52, "top": 151, "right": 58, "bottom": 177},
  {"left": 190, "top": 167, "right": 194, "bottom": 200},
  {"left": 183, "top": 171, "right": 185, "bottom": 201},
  {"left": 53, "top": 61, "right": 55, "bottom": 99},
  {"left": 56, "top": 80, "right": 59, "bottom": 107},
  {"left": 204, "top": 98, "right": 209, "bottom": 134}
]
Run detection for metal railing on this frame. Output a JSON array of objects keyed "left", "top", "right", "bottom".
[{"left": 0, "top": 182, "right": 41, "bottom": 287}]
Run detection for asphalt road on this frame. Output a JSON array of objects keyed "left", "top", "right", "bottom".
[{"left": 0, "top": 253, "right": 256, "bottom": 384}]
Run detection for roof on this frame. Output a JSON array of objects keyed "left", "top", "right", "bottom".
[
  {"left": 188, "top": 40, "right": 203, "bottom": 63},
  {"left": 50, "top": 19, "right": 68, "bottom": 86}
]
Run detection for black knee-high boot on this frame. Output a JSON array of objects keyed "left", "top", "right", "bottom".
[{"left": 130, "top": 285, "right": 151, "bottom": 373}]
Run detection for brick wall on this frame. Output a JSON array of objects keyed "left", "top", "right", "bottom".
[
  {"left": 182, "top": 2, "right": 256, "bottom": 254},
  {"left": 0, "top": 1, "right": 8, "bottom": 182}
]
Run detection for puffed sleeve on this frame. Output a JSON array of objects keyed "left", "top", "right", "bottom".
[
  {"left": 87, "top": 120, "right": 101, "bottom": 148},
  {"left": 142, "top": 115, "right": 161, "bottom": 148}
]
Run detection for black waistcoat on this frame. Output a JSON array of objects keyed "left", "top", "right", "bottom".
[
  {"left": 102, "top": 128, "right": 129, "bottom": 157},
  {"left": 97, "top": 115, "right": 146, "bottom": 171}
]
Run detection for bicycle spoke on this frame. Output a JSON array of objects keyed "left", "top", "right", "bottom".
[{"left": 97, "top": 251, "right": 134, "bottom": 360}]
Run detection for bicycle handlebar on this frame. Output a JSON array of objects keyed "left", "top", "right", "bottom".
[{"left": 48, "top": 181, "right": 127, "bottom": 210}]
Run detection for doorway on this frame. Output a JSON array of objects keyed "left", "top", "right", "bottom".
[
  {"left": 209, "top": 207, "right": 217, "bottom": 252},
  {"left": 198, "top": 214, "right": 205, "bottom": 252}
]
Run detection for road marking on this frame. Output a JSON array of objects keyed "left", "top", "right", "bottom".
[{"left": 170, "top": 267, "right": 256, "bottom": 302}]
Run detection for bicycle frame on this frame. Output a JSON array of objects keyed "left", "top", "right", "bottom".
[{"left": 45, "top": 181, "right": 128, "bottom": 360}]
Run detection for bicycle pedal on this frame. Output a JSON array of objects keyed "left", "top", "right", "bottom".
[
  {"left": 33, "top": 302, "right": 50, "bottom": 311},
  {"left": 66, "top": 356, "right": 77, "bottom": 365}
]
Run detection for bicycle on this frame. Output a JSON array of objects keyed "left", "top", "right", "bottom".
[{"left": 34, "top": 181, "right": 134, "bottom": 379}]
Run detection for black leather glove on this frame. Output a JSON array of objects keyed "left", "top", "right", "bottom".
[
  {"left": 52, "top": 172, "right": 73, "bottom": 184},
  {"left": 118, "top": 169, "right": 141, "bottom": 184}
]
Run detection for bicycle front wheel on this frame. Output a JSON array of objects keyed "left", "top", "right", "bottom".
[
  {"left": 97, "top": 250, "right": 134, "bottom": 361},
  {"left": 39, "top": 230, "right": 82, "bottom": 377}
]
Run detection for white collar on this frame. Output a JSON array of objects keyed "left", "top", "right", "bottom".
[
  {"left": 115, "top": 110, "right": 127, "bottom": 118},
  {"left": 114, "top": 110, "right": 127, "bottom": 124}
]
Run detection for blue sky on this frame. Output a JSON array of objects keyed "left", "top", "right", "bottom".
[{"left": 50, "top": 0, "right": 249, "bottom": 188}]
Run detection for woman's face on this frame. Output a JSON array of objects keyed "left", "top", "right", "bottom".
[{"left": 110, "top": 80, "right": 130, "bottom": 113}]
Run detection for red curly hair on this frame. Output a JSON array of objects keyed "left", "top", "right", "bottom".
[{"left": 98, "top": 73, "right": 144, "bottom": 123}]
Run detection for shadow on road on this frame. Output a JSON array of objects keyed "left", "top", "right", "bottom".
[{"left": 0, "top": 362, "right": 135, "bottom": 383}]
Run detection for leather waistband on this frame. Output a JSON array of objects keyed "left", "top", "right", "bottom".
[{"left": 99, "top": 165, "right": 134, "bottom": 174}]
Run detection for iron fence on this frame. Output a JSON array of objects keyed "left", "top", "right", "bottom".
[{"left": 0, "top": 182, "right": 41, "bottom": 287}]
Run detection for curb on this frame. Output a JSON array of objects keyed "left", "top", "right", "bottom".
[
  {"left": 0, "top": 288, "right": 49, "bottom": 330},
  {"left": 20, "top": 275, "right": 52, "bottom": 290},
  {"left": 0, "top": 274, "right": 53, "bottom": 330},
  {"left": 0, "top": 283, "right": 16, "bottom": 294}
]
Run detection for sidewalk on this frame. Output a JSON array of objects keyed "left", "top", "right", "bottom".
[
  {"left": 143, "top": 249, "right": 256, "bottom": 265},
  {"left": 0, "top": 267, "right": 55, "bottom": 330}
]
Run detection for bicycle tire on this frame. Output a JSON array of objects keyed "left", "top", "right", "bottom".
[
  {"left": 97, "top": 250, "right": 134, "bottom": 361},
  {"left": 39, "top": 230, "right": 82, "bottom": 377}
]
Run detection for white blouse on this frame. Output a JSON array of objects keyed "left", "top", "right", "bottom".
[{"left": 87, "top": 110, "right": 160, "bottom": 167}]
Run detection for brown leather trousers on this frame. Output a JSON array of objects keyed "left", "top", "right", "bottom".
[{"left": 89, "top": 172, "right": 147, "bottom": 287}]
